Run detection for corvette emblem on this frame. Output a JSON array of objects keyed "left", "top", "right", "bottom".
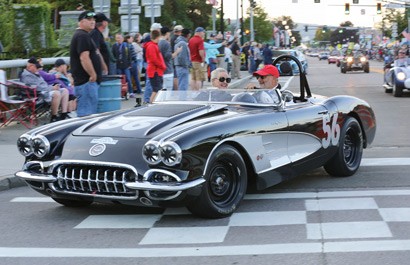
[{"left": 89, "top": 143, "right": 106, "bottom": 157}]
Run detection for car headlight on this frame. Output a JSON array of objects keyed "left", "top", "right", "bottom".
[
  {"left": 397, "top": 71, "right": 406, "bottom": 81},
  {"left": 160, "top": 141, "right": 182, "bottom": 166},
  {"left": 142, "top": 140, "right": 161, "bottom": 165},
  {"left": 347, "top": 57, "right": 353, "bottom": 63},
  {"left": 31, "top": 135, "right": 50, "bottom": 158},
  {"left": 17, "top": 134, "right": 33, "bottom": 156},
  {"left": 360, "top": 57, "right": 367, "bottom": 62}
]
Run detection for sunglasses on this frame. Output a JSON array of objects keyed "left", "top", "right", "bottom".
[
  {"left": 255, "top": 75, "right": 268, "bottom": 80},
  {"left": 217, "top": 77, "right": 231, "bottom": 83},
  {"left": 84, "top": 12, "right": 96, "bottom": 19}
]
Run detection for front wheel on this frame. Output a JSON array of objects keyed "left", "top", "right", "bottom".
[
  {"left": 187, "top": 145, "right": 247, "bottom": 218},
  {"left": 392, "top": 75, "right": 404, "bottom": 97},
  {"left": 324, "top": 117, "right": 363, "bottom": 177}
]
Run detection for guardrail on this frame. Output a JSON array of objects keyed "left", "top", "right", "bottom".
[{"left": 0, "top": 57, "right": 70, "bottom": 79}]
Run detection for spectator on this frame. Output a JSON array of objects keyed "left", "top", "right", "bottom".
[
  {"left": 174, "top": 28, "right": 191, "bottom": 91},
  {"left": 125, "top": 34, "right": 142, "bottom": 94},
  {"left": 159, "top": 26, "right": 182, "bottom": 91},
  {"left": 189, "top": 27, "right": 206, "bottom": 90},
  {"left": 89, "top": 12, "right": 111, "bottom": 75},
  {"left": 112, "top": 33, "right": 134, "bottom": 97},
  {"left": 262, "top": 43, "right": 273, "bottom": 66},
  {"left": 171, "top": 25, "right": 184, "bottom": 89},
  {"left": 230, "top": 37, "right": 242, "bottom": 79},
  {"left": 69, "top": 11, "right": 102, "bottom": 117},
  {"left": 145, "top": 29, "right": 166, "bottom": 103},
  {"left": 205, "top": 33, "right": 223, "bottom": 76},
  {"left": 51, "top": 59, "right": 77, "bottom": 117},
  {"left": 105, "top": 36, "right": 117, "bottom": 75},
  {"left": 241, "top": 42, "right": 250, "bottom": 71},
  {"left": 133, "top": 33, "right": 144, "bottom": 80},
  {"left": 21, "top": 57, "right": 70, "bottom": 122}
]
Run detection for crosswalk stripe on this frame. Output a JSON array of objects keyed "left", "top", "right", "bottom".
[{"left": 1, "top": 240, "right": 410, "bottom": 257}]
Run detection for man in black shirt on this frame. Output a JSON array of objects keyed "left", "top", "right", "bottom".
[
  {"left": 70, "top": 10, "right": 103, "bottom": 117},
  {"left": 89, "top": 12, "right": 110, "bottom": 75}
]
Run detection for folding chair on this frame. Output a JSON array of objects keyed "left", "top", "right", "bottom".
[{"left": 0, "top": 70, "right": 38, "bottom": 129}]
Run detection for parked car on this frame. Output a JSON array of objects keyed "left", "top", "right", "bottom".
[
  {"left": 15, "top": 55, "right": 376, "bottom": 219},
  {"left": 272, "top": 49, "right": 309, "bottom": 75},
  {"left": 340, "top": 50, "right": 369, "bottom": 73}
]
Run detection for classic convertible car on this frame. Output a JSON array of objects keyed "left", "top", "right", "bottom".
[
  {"left": 340, "top": 50, "right": 369, "bottom": 74},
  {"left": 15, "top": 55, "right": 376, "bottom": 219},
  {"left": 383, "top": 60, "right": 410, "bottom": 97}
]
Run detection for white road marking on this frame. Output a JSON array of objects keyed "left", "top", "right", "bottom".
[
  {"left": 10, "top": 197, "right": 54, "bottom": 203},
  {"left": 379, "top": 208, "right": 410, "bottom": 222},
  {"left": 305, "top": 198, "right": 378, "bottom": 211},
  {"left": 306, "top": 221, "right": 392, "bottom": 240},
  {"left": 229, "top": 211, "right": 306, "bottom": 226},
  {"left": 361, "top": 158, "right": 410, "bottom": 166},
  {"left": 1, "top": 240, "right": 410, "bottom": 257},
  {"left": 74, "top": 214, "right": 161, "bottom": 229},
  {"left": 140, "top": 226, "right": 229, "bottom": 245}
]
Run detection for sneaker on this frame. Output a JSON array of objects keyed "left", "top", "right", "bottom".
[
  {"left": 68, "top": 111, "right": 77, "bottom": 118},
  {"left": 129, "top": 93, "right": 136, "bottom": 98},
  {"left": 50, "top": 115, "right": 59, "bottom": 123}
]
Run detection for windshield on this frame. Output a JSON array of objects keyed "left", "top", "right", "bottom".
[
  {"left": 154, "top": 88, "right": 282, "bottom": 107},
  {"left": 272, "top": 50, "right": 296, "bottom": 57}
]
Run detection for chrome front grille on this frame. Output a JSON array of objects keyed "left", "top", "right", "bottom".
[{"left": 52, "top": 163, "right": 138, "bottom": 197}]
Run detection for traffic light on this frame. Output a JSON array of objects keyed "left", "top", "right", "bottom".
[
  {"left": 314, "top": 0, "right": 320, "bottom": 3},
  {"left": 305, "top": 25, "right": 308, "bottom": 32},
  {"left": 377, "top": 3, "right": 382, "bottom": 14},
  {"left": 353, "top": 0, "right": 359, "bottom": 4},
  {"left": 250, "top": 0, "right": 256, "bottom": 8},
  {"left": 345, "top": 3, "right": 350, "bottom": 15}
]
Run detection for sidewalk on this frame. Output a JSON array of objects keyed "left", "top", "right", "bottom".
[{"left": 0, "top": 70, "right": 252, "bottom": 191}]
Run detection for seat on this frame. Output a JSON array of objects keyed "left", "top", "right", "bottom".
[{"left": 0, "top": 70, "right": 38, "bottom": 128}]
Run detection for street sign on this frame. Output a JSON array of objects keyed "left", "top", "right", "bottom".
[
  {"left": 120, "top": 0, "right": 139, "bottom": 6},
  {"left": 144, "top": 5, "right": 161, "bottom": 17},
  {"left": 118, "top": 6, "right": 141, "bottom": 14},
  {"left": 93, "top": 0, "right": 111, "bottom": 14},
  {"left": 141, "top": 0, "right": 164, "bottom": 6},
  {"left": 121, "top": 15, "right": 139, "bottom": 33}
]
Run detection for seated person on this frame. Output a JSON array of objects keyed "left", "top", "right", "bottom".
[
  {"left": 195, "top": 68, "right": 232, "bottom": 101},
  {"left": 247, "top": 64, "right": 281, "bottom": 90},
  {"left": 394, "top": 49, "right": 410, "bottom": 67},
  {"left": 20, "top": 57, "right": 70, "bottom": 122}
]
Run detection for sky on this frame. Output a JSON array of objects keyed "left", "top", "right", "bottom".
[{"left": 222, "top": 0, "right": 394, "bottom": 28}]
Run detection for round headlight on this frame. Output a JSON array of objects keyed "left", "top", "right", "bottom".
[
  {"left": 160, "top": 141, "right": 182, "bottom": 166},
  {"left": 142, "top": 140, "right": 161, "bottom": 165},
  {"left": 397, "top": 71, "right": 406, "bottom": 81},
  {"left": 360, "top": 57, "right": 367, "bottom": 62},
  {"left": 347, "top": 57, "right": 353, "bottom": 63},
  {"left": 17, "top": 134, "right": 33, "bottom": 156},
  {"left": 32, "top": 135, "right": 50, "bottom": 158}
]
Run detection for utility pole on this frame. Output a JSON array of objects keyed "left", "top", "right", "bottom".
[
  {"left": 250, "top": 0, "right": 254, "bottom": 41},
  {"left": 220, "top": 0, "right": 224, "bottom": 35}
]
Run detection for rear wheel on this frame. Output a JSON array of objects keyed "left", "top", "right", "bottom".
[
  {"left": 187, "top": 145, "right": 247, "bottom": 218},
  {"left": 324, "top": 117, "right": 363, "bottom": 177},
  {"left": 52, "top": 198, "right": 93, "bottom": 207},
  {"left": 393, "top": 75, "right": 404, "bottom": 97}
]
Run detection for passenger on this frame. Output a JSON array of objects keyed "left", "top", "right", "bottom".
[
  {"left": 210, "top": 67, "right": 231, "bottom": 89},
  {"left": 195, "top": 68, "right": 232, "bottom": 101},
  {"left": 394, "top": 49, "right": 410, "bottom": 67}
]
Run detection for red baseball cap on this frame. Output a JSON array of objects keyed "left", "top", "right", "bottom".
[{"left": 253, "top": 65, "right": 279, "bottom": 78}]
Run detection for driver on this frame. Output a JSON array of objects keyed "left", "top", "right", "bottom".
[
  {"left": 246, "top": 65, "right": 281, "bottom": 90},
  {"left": 394, "top": 49, "right": 410, "bottom": 67}
]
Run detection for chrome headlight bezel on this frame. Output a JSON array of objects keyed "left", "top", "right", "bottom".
[
  {"left": 160, "top": 141, "right": 182, "bottom": 166},
  {"left": 360, "top": 57, "right": 367, "bottom": 62},
  {"left": 31, "top": 135, "right": 50, "bottom": 158},
  {"left": 17, "top": 134, "right": 33, "bottom": 157},
  {"left": 142, "top": 140, "right": 161, "bottom": 165}
]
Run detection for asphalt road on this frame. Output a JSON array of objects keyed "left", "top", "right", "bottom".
[{"left": 1, "top": 57, "right": 410, "bottom": 265}]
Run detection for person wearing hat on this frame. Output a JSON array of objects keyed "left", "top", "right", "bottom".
[
  {"left": 174, "top": 28, "right": 191, "bottom": 91},
  {"left": 20, "top": 57, "right": 70, "bottom": 122},
  {"left": 170, "top": 25, "right": 184, "bottom": 89},
  {"left": 247, "top": 64, "right": 281, "bottom": 90},
  {"left": 90, "top": 12, "right": 111, "bottom": 75},
  {"left": 205, "top": 33, "right": 225, "bottom": 79},
  {"left": 189, "top": 27, "right": 206, "bottom": 90},
  {"left": 51, "top": 59, "right": 77, "bottom": 117},
  {"left": 70, "top": 10, "right": 103, "bottom": 117}
]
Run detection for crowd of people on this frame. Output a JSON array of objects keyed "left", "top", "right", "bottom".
[{"left": 17, "top": 9, "right": 281, "bottom": 123}]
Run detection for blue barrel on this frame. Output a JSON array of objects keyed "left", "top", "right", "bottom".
[{"left": 97, "top": 75, "right": 122, "bottom": 113}]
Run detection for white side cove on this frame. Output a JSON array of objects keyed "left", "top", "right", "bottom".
[{"left": 287, "top": 132, "right": 322, "bottom": 163}]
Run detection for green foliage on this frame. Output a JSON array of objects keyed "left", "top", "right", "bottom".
[{"left": 11, "top": 3, "right": 56, "bottom": 54}]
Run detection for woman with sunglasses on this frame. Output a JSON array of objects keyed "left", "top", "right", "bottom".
[{"left": 210, "top": 68, "right": 232, "bottom": 89}]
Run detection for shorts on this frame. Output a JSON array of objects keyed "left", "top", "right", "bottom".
[
  {"left": 69, "top": 94, "right": 77, "bottom": 101},
  {"left": 149, "top": 72, "right": 163, "bottom": 93},
  {"left": 191, "top": 62, "right": 206, "bottom": 82},
  {"left": 41, "top": 87, "right": 67, "bottom": 102},
  {"left": 75, "top": 81, "right": 99, "bottom": 117}
]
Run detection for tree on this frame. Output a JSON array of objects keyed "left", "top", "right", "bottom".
[
  {"left": 272, "top": 16, "right": 301, "bottom": 47},
  {"left": 377, "top": 8, "right": 406, "bottom": 40}
]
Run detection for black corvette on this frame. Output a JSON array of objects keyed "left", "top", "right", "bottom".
[{"left": 15, "top": 55, "right": 376, "bottom": 218}]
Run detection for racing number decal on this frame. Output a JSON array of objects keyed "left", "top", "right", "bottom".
[{"left": 322, "top": 113, "right": 341, "bottom": 149}]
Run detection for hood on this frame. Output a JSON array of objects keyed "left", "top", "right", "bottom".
[{"left": 72, "top": 104, "right": 229, "bottom": 139}]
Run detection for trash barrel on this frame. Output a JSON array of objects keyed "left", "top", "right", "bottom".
[{"left": 97, "top": 75, "right": 122, "bottom": 113}]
